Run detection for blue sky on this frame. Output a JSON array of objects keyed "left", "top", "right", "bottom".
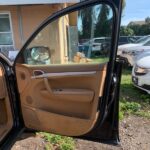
[{"left": 121, "top": 0, "right": 150, "bottom": 25}]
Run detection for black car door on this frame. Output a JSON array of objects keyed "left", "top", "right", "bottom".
[{"left": 0, "top": 0, "right": 123, "bottom": 149}]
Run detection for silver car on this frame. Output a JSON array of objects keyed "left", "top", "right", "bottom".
[
  {"left": 132, "top": 51, "right": 150, "bottom": 94},
  {"left": 118, "top": 35, "right": 150, "bottom": 66}
]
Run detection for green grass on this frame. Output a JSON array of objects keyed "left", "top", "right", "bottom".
[
  {"left": 91, "top": 57, "right": 109, "bottom": 63},
  {"left": 37, "top": 132, "right": 75, "bottom": 150},
  {"left": 119, "top": 68, "right": 150, "bottom": 119}
]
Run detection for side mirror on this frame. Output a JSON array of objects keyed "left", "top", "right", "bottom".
[
  {"left": 24, "top": 46, "right": 51, "bottom": 65},
  {"left": 31, "top": 47, "right": 50, "bottom": 62}
]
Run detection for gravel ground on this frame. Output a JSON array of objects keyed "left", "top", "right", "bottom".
[{"left": 11, "top": 115, "right": 150, "bottom": 150}]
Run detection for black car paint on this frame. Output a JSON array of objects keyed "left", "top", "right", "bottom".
[
  {"left": 0, "top": 0, "right": 122, "bottom": 149},
  {"left": 0, "top": 59, "right": 24, "bottom": 150}
]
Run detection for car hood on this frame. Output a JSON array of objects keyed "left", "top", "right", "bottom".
[
  {"left": 136, "top": 55, "right": 150, "bottom": 69},
  {"left": 118, "top": 43, "right": 141, "bottom": 50},
  {"left": 125, "top": 46, "right": 150, "bottom": 52}
]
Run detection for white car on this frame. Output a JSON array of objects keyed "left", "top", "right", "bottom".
[
  {"left": 118, "top": 35, "right": 150, "bottom": 66},
  {"left": 132, "top": 52, "right": 150, "bottom": 94},
  {"left": 90, "top": 37, "right": 105, "bottom": 52},
  {"left": 81, "top": 37, "right": 110, "bottom": 52}
]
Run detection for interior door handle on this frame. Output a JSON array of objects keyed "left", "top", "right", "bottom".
[
  {"left": 33, "top": 70, "right": 53, "bottom": 94},
  {"left": 43, "top": 78, "right": 53, "bottom": 94},
  {"left": 33, "top": 70, "right": 45, "bottom": 77}
]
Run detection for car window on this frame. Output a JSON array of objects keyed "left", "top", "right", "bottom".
[
  {"left": 143, "top": 40, "right": 150, "bottom": 46},
  {"left": 94, "top": 39, "right": 105, "bottom": 43},
  {"left": 119, "top": 37, "right": 128, "bottom": 43},
  {"left": 135, "top": 36, "right": 150, "bottom": 44},
  {"left": 0, "top": 13, "right": 16, "bottom": 61},
  {"left": 18, "top": 4, "right": 113, "bottom": 65}
]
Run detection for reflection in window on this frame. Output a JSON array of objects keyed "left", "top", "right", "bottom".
[
  {"left": 0, "top": 14, "right": 13, "bottom": 45},
  {"left": 23, "top": 4, "right": 113, "bottom": 65}
]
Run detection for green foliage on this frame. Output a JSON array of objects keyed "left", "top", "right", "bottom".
[
  {"left": 140, "top": 94, "right": 150, "bottom": 104},
  {"left": 79, "top": 7, "right": 93, "bottom": 39},
  {"left": 120, "top": 26, "right": 134, "bottom": 36},
  {"left": 128, "top": 22, "right": 150, "bottom": 36},
  {"left": 79, "top": 4, "right": 112, "bottom": 39},
  {"left": 45, "top": 144, "right": 52, "bottom": 150},
  {"left": 119, "top": 110, "right": 124, "bottom": 120},
  {"left": 145, "top": 17, "right": 150, "bottom": 23},
  {"left": 134, "top": 111, "right": 150, "bottom": 119},
  {"left": 120, "top": 101, "right": 141, "bottom": 114},
  {"left": 94, "top": 5, "right": 111, "bottom": 37},
  {"left": 122, "top": 0, "right": 126, "bottom": 10},
  {"left": 38, "top": 132, "right": 75, "bottom": 150}
]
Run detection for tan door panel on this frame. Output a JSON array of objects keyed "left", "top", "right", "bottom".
[
  {"left": 41, "top": 89, "right": 94, "bottom": 103},
  {"left": 0, "top": 68, "right": 6, "bottom": 99},
  {"left": 15, "top": 63, "right": 107, "bottom": 136}
]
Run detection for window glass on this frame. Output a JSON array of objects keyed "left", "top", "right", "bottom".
[
  {"left": 144, "top": 40, "right": 150, "bottom": 46},
  {"left": 0, "top": 14, "right": 13, "bottom": 45},
  {"left": 0, "top": 14, "right": 11, "bottom": 32},
  {"left": 0, "top": 33, "right": 13, "bottom": 45},
  {"left": 19, "top": 4, "right": 113, "bottom": 65},
  {"left": 136, "top": 36, "right": 150, "bottom": 44},
  {"left": 94, "top": 39, "right": 105, "bottom": 43},
  {"left": 119, "top": 37, "right": 128, "bottom": 43}
]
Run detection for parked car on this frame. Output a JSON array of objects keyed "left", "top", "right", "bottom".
[
  {"left": 0, "top": 0, "right": 122, "bottom": 149},
  {"left": 79, "top": 37, "right": 106, "bottom": 53},
  {"left": 118, "top": 36, "right": 141, "bottom": 45},
  {"left": 132, "top": 52, "right": 150, "bottom": 94},
  {"left": 117, "top": 35, "right": 150, "bottom": 66}
]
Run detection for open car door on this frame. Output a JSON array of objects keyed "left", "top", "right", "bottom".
[{"left": 0, "top": 0, "right": 123, "bottom": 149}]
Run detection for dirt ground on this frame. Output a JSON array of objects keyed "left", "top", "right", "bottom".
[{"left": 11, "top": 115, "right": 150, "bottom": 150}]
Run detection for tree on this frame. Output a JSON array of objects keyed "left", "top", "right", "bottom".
[
  {"left": 79, "top": 0, "right": 126, "bottom": 38},
  {"left": 120, "top": 26, "right": 134, "bottom": 36},
  {"left": 145, "top": 17, "right": 150, "bottom": 24},
  {"left": 78, "top": 7, "right": 93, "bottom": 39},
  {"left": 128, "top": 17, "right": 150, "bottom": 36},
  {"left": 94, "top": 5, "right": 111, "bottom": 37},
  {"left": 122, "top": 0, "right": 126, "bottom": 10}
]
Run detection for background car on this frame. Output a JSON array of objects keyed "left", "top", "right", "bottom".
[
  {"left": 118, "top": 35, "right": 150, "bottom": 66},
  {"left": 78, "top": 37, "right": 110, "bottom": 55},
  {"left": 132, "top": 52, "right": 150, "bottom": 94},
  {"left": 118, "top": 36, "right": 142, "bottom": 45}
]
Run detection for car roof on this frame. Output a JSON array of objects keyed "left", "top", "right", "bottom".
[{"left": 93, "top": 37, "right": 106, "bottom": 40}]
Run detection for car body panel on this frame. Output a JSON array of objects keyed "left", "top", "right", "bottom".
[
  {"left": 132, "top": 53, "right": 150, "bottom": 94},
  {"left": 117, "top": 36, "right": 150, "bottom": 65}
]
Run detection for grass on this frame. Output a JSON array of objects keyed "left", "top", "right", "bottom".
[
  {"left": 91, "top": 56, "right": 109, "bottom": 63},
  {"left": 37, "top": 132, "right": 75, "bottom": 150},
  {"left": 119, "top": 68, "right": 150, "bottom": 119}
]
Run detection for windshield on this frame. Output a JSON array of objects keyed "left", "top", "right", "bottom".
[{"left": 135, "top": 36, "right": 150, "bottom": 44}]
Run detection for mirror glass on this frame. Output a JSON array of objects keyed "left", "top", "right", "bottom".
[
  {"left": 21, "top": 3, "right": 113, "bottom": 65},
  {"left": 31, "top": 47, "right": 50, "bottom": 61}
]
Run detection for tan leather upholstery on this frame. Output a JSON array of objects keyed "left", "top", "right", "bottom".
[
  {"left": 0, "top": 66, "right": 13, "bottom": 141},
  {"left": 0, "top": 68, "right": 6, "bottom": 99},
  {"left": 15, "top": 63, "right": 107, "bottom": 136}
]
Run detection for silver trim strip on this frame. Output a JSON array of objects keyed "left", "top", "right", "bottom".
[{"left": 31, "top": 71, "right": 96, "bottom": 79}]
